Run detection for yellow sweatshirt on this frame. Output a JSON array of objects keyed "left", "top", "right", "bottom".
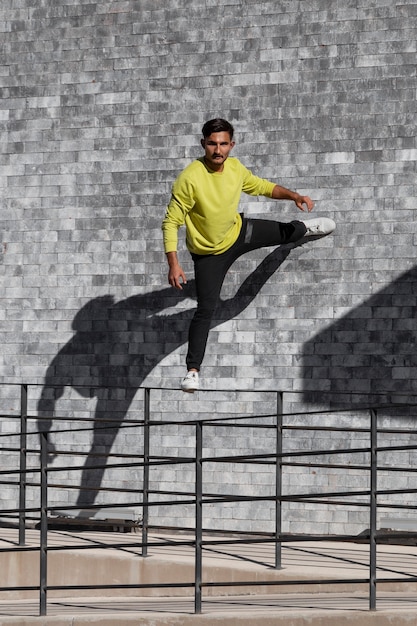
[{"left": 162, "top": 157, "right": 276, "bottom": 255}]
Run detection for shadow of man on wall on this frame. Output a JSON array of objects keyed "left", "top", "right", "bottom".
[
  {"left": 301, "top": 265, "right": 417, "bottom": 409},
  {"left": 37, "top": 243, "right": 295, "bottom": 508}
]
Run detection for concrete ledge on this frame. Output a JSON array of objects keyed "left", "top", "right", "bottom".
[{"left": 47, "top": 508, "right": 141, "bottom": 533}]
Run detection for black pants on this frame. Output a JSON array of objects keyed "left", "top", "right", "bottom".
[{"left": 186, "top": 217, "right": 307, "bottom": 371}]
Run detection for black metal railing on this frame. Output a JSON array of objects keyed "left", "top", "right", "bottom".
[{"left": 0, "top": 383, "right": 417, "bottom": 616}]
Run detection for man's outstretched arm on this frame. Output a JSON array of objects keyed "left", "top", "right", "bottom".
[{"left": 271, "top": 184, "right": 314, "bottom": 212}]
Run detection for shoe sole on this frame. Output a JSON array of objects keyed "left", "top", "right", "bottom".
[
  {"left": 305, "top": 229, "right": 331, "bottom": 236},
  {"left": 304, "top": 218, "right": 336, "bottom": 237}
]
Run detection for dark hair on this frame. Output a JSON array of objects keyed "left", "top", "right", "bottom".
[{"left": 201, "top": 118, "right": 234, "bottom": 140}]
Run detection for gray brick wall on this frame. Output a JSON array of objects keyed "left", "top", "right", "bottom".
[{"left": 1, "top": 0, "right": 417, "bottom": 535}]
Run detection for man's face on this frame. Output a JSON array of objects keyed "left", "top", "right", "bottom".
[{"left": 201, "top": 131, "right": 235, "bottom": 171}]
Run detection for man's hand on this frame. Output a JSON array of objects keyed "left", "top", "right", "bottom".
[
  {"left": 271, "top": 185, "right": 314, "bottom": 212},
  {"left": 166, "top": 251, "right": 187, "bottom": 289},
  {"left": 295, "top": 194, "right": 314, "bottom": 213}
]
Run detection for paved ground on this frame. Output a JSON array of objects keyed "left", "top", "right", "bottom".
[{"left": 0, "top": 527, "right": 417, "bottom": 624}]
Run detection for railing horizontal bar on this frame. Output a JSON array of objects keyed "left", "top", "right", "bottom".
[
  {"left": 202, "top": 577, "right": 371, "bottom": 588},
  {"left": 282, "top": 462, "right": 370, "bottom": 470},
  {"left": 43, "top": 458, "right": 195, "bottom": 474},
  {"left": 282, "top": 425, "right": 372, "bottom": 433},
  {"left": 378, "top": 466, "right": 417, "bottom": 473},
  {"left": 43, "top": 541, "right": 195, "bottom": 553},
  {"left": 375, "top": 487, "right": 417, "bottom": 496},
  {"left": 376, "top": 503, "right": 417, "bottom": 510},
  {"left": 376, "top": 444, "right": 417, "bottom": 453},
  {"left": 178, "top": 492, "right": 366, "bottom": 504},
  {"left": 199, "top": 534, "right": 361, "bottom": 546},
  {"left": 202, "top": 447, "right": 372, "bottom": 463}
]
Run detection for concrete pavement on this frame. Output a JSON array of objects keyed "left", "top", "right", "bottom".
[{"left": 0, "top": 527, "right": 417, "bottom": 624}]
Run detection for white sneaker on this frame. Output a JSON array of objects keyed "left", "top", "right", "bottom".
[
  {"left": 181, "top": 370, "right": 199, "bottom": 393},
  {"left": 301, "top": 217, "right": 336, "bottom": 237}
]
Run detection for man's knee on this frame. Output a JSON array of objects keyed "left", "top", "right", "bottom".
[
  {"left": 288, "top": 220, "right": 308, "bottom": 242},
  {"left": 194, "top": 302, "right": 217, "bottom": 322}
]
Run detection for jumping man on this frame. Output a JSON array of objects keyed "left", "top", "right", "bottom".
[{"left": 162, "top": 118, "right": 335, "bottom": 392}]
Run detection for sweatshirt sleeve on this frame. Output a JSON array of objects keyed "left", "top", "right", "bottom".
[
  {"left": 162, "top": 173, "right": 196, "bottom": 253},
  {"left": 240, "top": 163, "right": 276, "bottom": 197}
]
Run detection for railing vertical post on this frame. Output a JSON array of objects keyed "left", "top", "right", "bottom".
[
  {"left": 195, "top": 420, "right": 203, "bottom": 614},
  {"left": 275, "top": 391, "right": 283, "bottom": 569},
  {"left": 142, "top": 387, "right": 150, "bottom": 558},
  {"left": 39, "top": 429, "right": 48, "bottom": 616},
  {"left": 369, "top": 408, "right": 377, "bottom": 610},
  {"left": 19, "top": 384, "right": 28, "bottom": 546}
]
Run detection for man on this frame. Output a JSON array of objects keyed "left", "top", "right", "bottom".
[{"left": 162, "top": 118, "right": 335, "bottom": 392}]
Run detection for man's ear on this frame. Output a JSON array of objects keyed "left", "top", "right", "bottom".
[{"left": 200, "top": 138, "right": 206, "bottom": 149}]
